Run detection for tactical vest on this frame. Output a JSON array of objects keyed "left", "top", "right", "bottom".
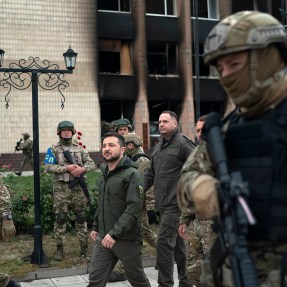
[
  {"left": 54, "top": 143, "right": 84, "bottom": 182},
  {"left": 225, "top": 99, "right": 287, "bottom": 242}
]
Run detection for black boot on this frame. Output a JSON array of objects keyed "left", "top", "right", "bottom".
[
  {"left": 109, "top": 271, "right": 127, "bottom": 282},
  {"left": 6, "top": 279, "right": 22, "bottom": 287}
]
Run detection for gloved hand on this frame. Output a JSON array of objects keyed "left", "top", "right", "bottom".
[
  {"left": 191, "top": 174, "right": 219, "bottom": 219},
  {"left": 1, "top": 219, "right": 16, "bottom": 241}
]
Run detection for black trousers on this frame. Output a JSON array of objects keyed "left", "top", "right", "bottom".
[
  {"left": 157, "top": 210, "right": 193, "bottom": 287},
  {"left": 88, "top": 237, "right": 151, "bottom": 287}
]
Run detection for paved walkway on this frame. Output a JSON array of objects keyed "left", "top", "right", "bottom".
[{"left": 19, "top": 266, "right": 180, "bottom": 286}]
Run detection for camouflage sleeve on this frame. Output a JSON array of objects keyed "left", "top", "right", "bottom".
[
  {"left": 179, "top": 212, "right": 194, "bottom": 225},
  {"left": 177, "top": 141, "right": 215, "bottom": 213},
  {"left": 44, "top": 145, "right": 67, "bottom": 174},
  {"left": 81, "top": 147, "right": 96, "bottom": 172},
  {"left": 0, "top": 183, "right": 12, "bottom": 216},
  {"left": 136, "top": 157, "right": 155, "bottom": 210}
]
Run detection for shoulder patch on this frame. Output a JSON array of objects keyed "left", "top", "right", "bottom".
[{"left": 138, "top": 185, "right": 144, "bottom": 198}]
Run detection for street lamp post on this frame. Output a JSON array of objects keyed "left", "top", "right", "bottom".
[{"left": 0, "top": 47, "right": 77, "bottom": 266}]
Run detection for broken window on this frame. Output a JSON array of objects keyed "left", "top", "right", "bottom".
[
  {"left": 98, "top": 0, "right": 130, "bottom": 12},
  {"left": 147, "top": 42, "right": 178, "bottom": 75},
  {"left": 192, "top": 43, "right": 210, "bottom": 77},
  {"left": 190, "top": 0, "right": 218, "bottom": 19},
  {"left": 99, "top": 39, "right": 133, "bottom": 74},
  {"left": 146, "top": 0, "right": 176, "bottom": 16}
]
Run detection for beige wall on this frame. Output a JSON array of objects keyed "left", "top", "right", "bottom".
[{"left": 0, "top": 0, "right": 101, "bottom": 154}]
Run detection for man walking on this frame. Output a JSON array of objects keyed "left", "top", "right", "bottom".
[
  {"left": 88, "top": 132, "right": 151, "bottom": 287},
  {"left": 144, "top": 110, "right": 195, "bottom": 287}
]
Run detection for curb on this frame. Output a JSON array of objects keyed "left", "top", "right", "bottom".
[{"left": 17, "top": 256, "right": 156, "bottom": 282}]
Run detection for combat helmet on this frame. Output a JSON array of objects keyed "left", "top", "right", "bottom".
[
  {"left": 57, "top": 120, "right": 75, "bottom": 135},
  {"left": 114, "top": 118, "right": 133, "bottom": 132},
  {"left": 204, "top": 11, "right": 287, "bottom": 65},
  {"left": 22, "top": 132, "right": 30, "bottom": 139},
  {"left": 124, "top": 133, "right": 143, "bottom": 147}
]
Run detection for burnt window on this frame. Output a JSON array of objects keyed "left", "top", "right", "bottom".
[
  {"left": 99, "top": 39, "right": 132, "bottom": 74},
  {"left": 98, "top": 0, "right": 130, "bottom": 12},
  {"left": 147, "top": 42, "right": 178, "bottom": 75},
  {"left": 146, "top": 0, "right": 175, "bottom": 15},
  {"left": 192, "top": 43, "right": 210, "bottom": 77},
  {"left": 190, "top": 0, "right": 218, "bottom": 19}
]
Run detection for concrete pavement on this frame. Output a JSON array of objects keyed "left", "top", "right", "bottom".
[{"left": 19, "top": 266, "right": 180, "bottom": 286}]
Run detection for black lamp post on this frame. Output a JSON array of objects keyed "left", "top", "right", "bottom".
[{"left": 0, "top": 47, "right": 77, "bottom": 266}]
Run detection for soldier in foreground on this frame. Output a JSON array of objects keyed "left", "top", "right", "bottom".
[
  {"left": 44, "top": 120, "right": 95, "bottom": 261},
  {"left": 177, "top": 11, "right": 287, "bottom": 286},
  {"left": 15, "top": 133, "right": 33, "bottom": 176},
  {"left": 0, "top": 173, "right": 21, "bottom": 287}
]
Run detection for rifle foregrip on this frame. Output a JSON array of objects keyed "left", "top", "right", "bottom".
[{"left": 231, "top": 254, "right": 259, "bottom": 287}]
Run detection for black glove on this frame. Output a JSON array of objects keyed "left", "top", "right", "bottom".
[{"left": 147, "top": 210, "right": 158, "bottom": 225}]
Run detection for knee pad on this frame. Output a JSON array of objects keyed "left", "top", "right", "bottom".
[
  {"left": 56, "top": 212, "right": 67, "bottom": 225},
  {"left": 76, "top": 211, "right": 86, "bottom": 224}
]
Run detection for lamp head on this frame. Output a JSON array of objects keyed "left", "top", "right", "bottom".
[
  {"left": 63, "top": 46, "right": 77, "bottom": 70},
  {"left": 0, "top": 49, "right": 5, "bottom": 67}
]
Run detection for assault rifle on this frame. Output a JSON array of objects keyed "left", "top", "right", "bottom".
[
  {"left": 14, "top": 138, "right": 23, "bottom": 153},
  {"left": 204, "top": 112, "right": 259, "bottom": 287},
  {"left": 63, "top": 150, "right": 91, "bottom": 205}
]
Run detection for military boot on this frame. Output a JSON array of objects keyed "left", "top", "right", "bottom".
[{"left": 54, "top": 244, "right": 64, "bottom": 261}]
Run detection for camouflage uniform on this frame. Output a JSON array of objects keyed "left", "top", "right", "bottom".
[
  {"left": 44, "top": 122, "right": 95, "bottom": 259},
  {"left": 0, "top": 174, "right": 19, "bottom": 287},
  {"left": 178, "top": 11, "right": 287, "bottom": 287},
  {"left": 16, "top": 133, "right": 33, "bottom": 175},
  {"left": 180, "top": 212, "right": 216, "bottom": 287}
]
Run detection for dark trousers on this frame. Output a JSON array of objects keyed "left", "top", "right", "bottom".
[
  {"left": 88, "top": 237, "right": 151, "bottom": 287},
  {"left": 157, "top": 210, "right": 193, "bottom": 287}
]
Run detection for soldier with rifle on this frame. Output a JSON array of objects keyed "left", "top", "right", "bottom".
[
  {"left": 44, "top": 120, "right": 96, "bottom": 261},
  {"left": 15, "top": 133, "right": 33, "bottom": 176},
  {"left": 177, "top": 11, "right": 287, "bottom": 287}
]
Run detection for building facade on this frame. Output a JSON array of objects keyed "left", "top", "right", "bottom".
[{"left": 0, "top": 0, "right": 286, "bottom": 168}]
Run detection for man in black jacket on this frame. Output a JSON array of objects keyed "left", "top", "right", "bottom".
[{"left": 144, "top": 111, "right": 195, "bottom": 287}]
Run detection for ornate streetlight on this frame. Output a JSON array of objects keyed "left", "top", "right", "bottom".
[{"left": 0, "top": 47, "right": 77, "bottom": 266}]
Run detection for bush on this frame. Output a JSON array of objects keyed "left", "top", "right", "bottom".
[
  {"left": 2, "top": 167, "right": 100, "bottom": 234},
  {"left": 39, "top": 166, "right": 55, "bottom": 234}
]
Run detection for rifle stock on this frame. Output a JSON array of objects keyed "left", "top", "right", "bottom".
[
  {"left": 63, "top": 150, "right": 91, "bottom": 205},
  {"left": 205, "top": 112, "right": 259, "bottom": 287}
]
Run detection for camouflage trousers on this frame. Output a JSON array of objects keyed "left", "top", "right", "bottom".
[
  {"left": 53, "top": 181, "right": 88, "bottom": 248},
  {"left": 200, "top": 242, "right": 287, "bottom": 287},
  {"left": 185, "top": 218, "right": 216, "bottom": 287},
  {"left": 0, "top": 272, "right": 9, "bottom": 287},
  {"left": 19, "top": 155, "right": 33, "bottom": 173},
  {"left": 113, "top": 202, "right": 157, "bottom": 275}
]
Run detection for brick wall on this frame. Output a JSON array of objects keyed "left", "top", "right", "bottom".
[{"left": 0, "top": 0, "right": 101, "bottom": 154}]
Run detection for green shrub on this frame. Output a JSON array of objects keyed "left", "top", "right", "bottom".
[
  {"left": 2, "top": 168, "right": 100, "bottom": 233},
  {"left": 39, "top": 166, "right": 55, "bottom": 234}
]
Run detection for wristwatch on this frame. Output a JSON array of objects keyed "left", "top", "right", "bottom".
[{"left": 2, "top": 213, "right": 12, "bottom": 220}]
